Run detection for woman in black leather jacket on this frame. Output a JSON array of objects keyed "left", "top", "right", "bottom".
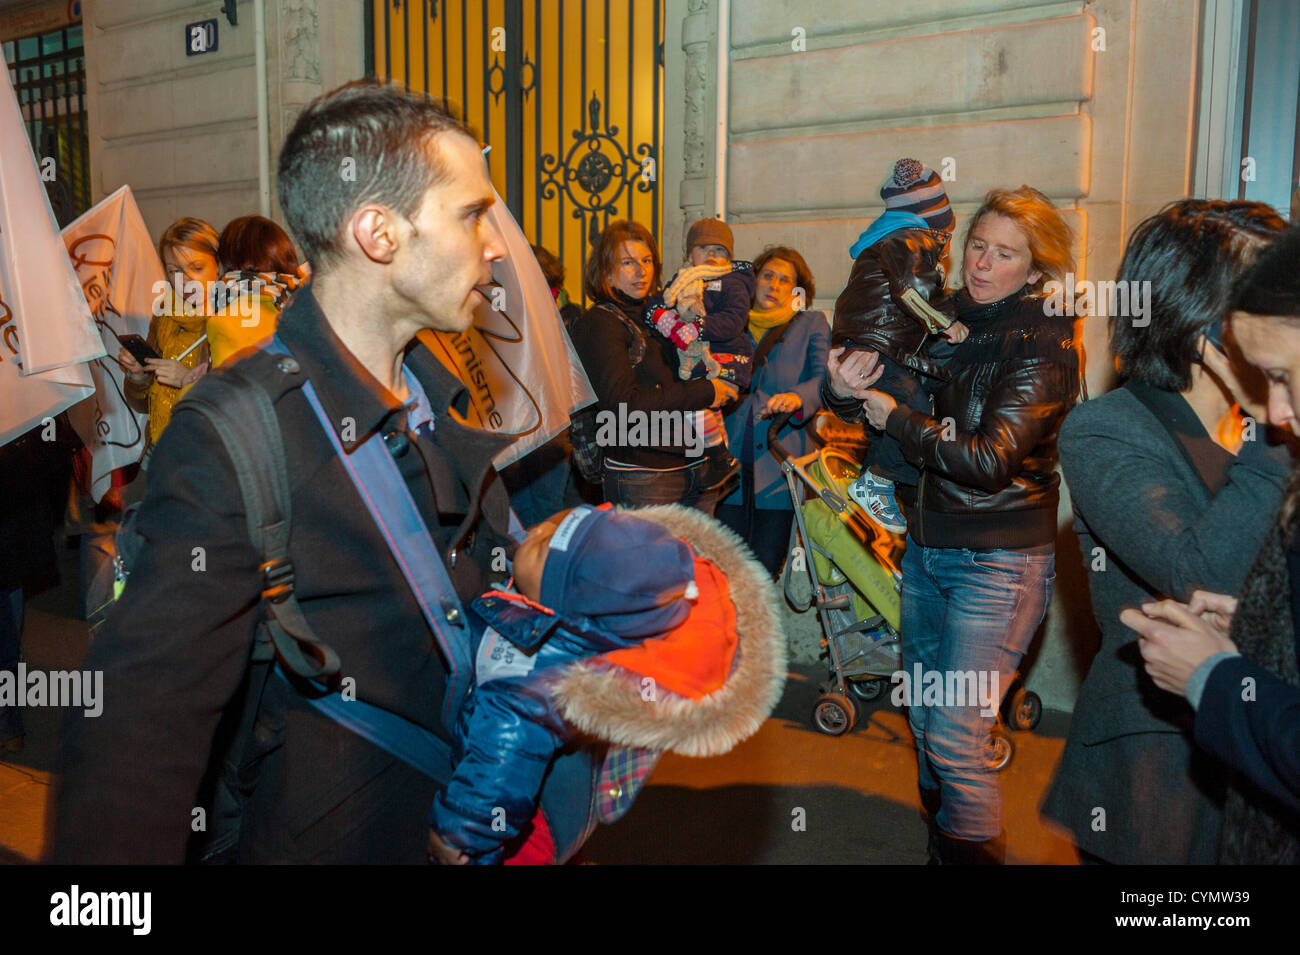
[{"left": 824, "top": 186, "right": 1079, "bottom": 864}]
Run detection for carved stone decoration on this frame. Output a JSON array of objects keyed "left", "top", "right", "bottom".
[
  {"left": 283, "top": 0, "right": 320, "bottom": 84},
  {"left": 682, "top": 43, "right": 708, "bottom": 178}
]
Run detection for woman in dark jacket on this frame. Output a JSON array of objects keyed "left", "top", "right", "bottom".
[
  {"left": 717, "top": 246, "right": 830, "bottom": 575},
  {"left": 1123, "top": 222, "right": 1300, "bottom": 864},
  {"left": 825, "top": 186, "right": 1079, "bottom": 863},
  {"left": 1040, "top": 200, "right": 1290, "bottom": 865},
  {"left": 569, "top": 220, "right": 736, "bottom": 511}
]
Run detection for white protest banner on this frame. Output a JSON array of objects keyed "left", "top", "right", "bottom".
[
  {"left": 62, "top": 186, "right": 161, "bottom": 500},
  {"left": 0, "top": 56, "right": 97, "bottom": 448},
  {"left": 422, "top": 186, "right": 595, "bottom": 468}
]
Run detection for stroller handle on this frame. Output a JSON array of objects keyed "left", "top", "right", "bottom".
[
  {"left": 763, "top": 410, "right": 796, "bottom": 462},
  {"left": 765, "top": 410, "right": 851, "bottom": 517}
]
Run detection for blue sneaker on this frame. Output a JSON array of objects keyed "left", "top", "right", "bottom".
[{"left": 848, "top": 470, "right": 907, "bottom": 534}]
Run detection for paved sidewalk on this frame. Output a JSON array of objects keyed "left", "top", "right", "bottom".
[
  {"left": 0, "top": 761, "right": 50, "bottom": 863},
  {"left": 585, "top": 668, "right": 1079, "bottom": 864}
]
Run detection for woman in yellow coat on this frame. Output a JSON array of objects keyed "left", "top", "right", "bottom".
[
  {"left": 207, "top": 215, "right": 304, "bottom": 367},
  {"left": 120, "top": 218, "right": 219, "bottom": 455}
]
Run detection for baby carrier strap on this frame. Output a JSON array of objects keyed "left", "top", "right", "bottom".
[{"left": 289, "top": 360, "right": 475, "bottom": 730}]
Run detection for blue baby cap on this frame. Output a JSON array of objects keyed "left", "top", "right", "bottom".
[{"left": 539, "top": 505, "right": 697, "bottom": 638}]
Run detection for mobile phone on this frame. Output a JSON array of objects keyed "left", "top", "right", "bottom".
[{"left": 117, "top": 333, "right": 160, "bottom": 364}]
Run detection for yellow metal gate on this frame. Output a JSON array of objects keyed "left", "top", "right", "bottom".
[{"left": 367, "top": 0, "right": 663, "bottom": 307}]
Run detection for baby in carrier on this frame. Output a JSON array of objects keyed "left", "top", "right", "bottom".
[{"left": 427, "top": 503, "right": 785, "bottom": 864}]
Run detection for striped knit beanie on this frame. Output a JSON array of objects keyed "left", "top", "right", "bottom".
[{"left": 880, "top": 158, "right": 955, "bottom": 233}]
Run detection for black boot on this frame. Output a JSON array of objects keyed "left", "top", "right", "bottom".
[{"left": 932, "top": 828, "right": 1006, "bottom": 865}]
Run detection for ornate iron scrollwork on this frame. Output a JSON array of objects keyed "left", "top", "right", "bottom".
[
  {"left": 539, "top": 91, "right": 654, "bottom": 246},
  {"left": 520, "top": 51, "right": 536, "bottom": 102},
  {"left": 488, "top": 54, "right": 505, "bottom": 104}
]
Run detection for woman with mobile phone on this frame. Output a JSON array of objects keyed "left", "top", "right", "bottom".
[
  {"left": 1123, "top": 224, "right": 1300, "bottom": 863},
  {"left": 120, "top": 218, "right": 220, "bottom": 460},
  {"left": 1041, "top": 200, "right": 1290, "bottom": 864}
]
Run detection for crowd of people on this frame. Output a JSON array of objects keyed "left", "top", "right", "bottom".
[{"left": 2, "top": 77, "right": 1299, "bottom": 865}]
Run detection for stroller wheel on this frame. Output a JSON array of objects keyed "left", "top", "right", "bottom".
[
  {"left": 848, "top": 678, "right": 885, "bottom": 702},
  {"left": 984, "top": 729, "right": 1013, "bottom": 772},
  {"left": 812, "top": 692, "right": 857, "bottom": 736},
  {"left": 1010, "top": 688, "right": 1042, "bottom": 731}
]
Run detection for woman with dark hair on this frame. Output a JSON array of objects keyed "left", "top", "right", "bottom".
[
  {"left": 208, "top": 215, "right": 304, "bottom": 367},
  {"left": 569, "top": 220, "right": 736, "bottom": 511},
  {"left": 1041, "top": 200, "right": 1290, "bottom": 865},
  {"left": 716, "top": 245, "right": 829, "bottom": 575},
  {"left": 825, "top": 186, "right": 1080, "bottom": 863},
  {"left": 1125, "top": 224, "right": 1300, "bottom": 863}
]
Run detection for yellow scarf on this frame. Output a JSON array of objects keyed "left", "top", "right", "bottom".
[{"left": 748, "top": 302, "right": 798, "bottom": 342}]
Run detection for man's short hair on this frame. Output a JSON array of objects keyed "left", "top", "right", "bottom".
[
  {"left": 277, "top": 80, "right": 475, "bottom": 269},
  {"left": 1111, "top": 199, "right": 1285, "bottom": 391},
  {"left": 1232, "top": 222, "right": 1300, "bottom": 321}
]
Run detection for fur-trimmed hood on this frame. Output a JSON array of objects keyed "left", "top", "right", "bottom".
[{"left": 547, "top": 504, "right": 787, "bottom": 757}]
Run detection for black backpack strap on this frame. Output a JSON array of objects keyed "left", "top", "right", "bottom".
[
  {"left": 180, "top": 369, "right": 341, "bottom": 691},
  {"left": 591, "top": 301, "right": 647, "bottom": 366}
]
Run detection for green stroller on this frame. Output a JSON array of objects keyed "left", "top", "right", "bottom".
[{"left": 768, "top": 412, "right": 1041, "bottom": 770}]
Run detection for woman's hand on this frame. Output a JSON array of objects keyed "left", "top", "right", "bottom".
[
  {"left": 710, "top": 379, "right": 739, "bottom": 409},
  {"left": 146, "top": 357, "right": 189, "bottom": 388},
  {"left": 1121, "top": 595, "right": 1238, "bottom": 697},
  {"left": 118, "top": 348, "right": 149, "bottom": 379},
  {"left": 1201, "top": 341, "right": 1268, "bottom": 423},
  {"left": 761, "top": 392, "right": 803, "bottom": 418},
  {"left": 181, "top": 361, "right": 209, "bottom": 387},
  {"left": 826, "top": 346, "right": 884, "bottom": 399},
  {"left": 941, "top": 321, "right": 970, "bottom": 344},
  {"left": 860, "top": 390, "right": 898, "bottom": 430},
  {"left": 427, "top": 828, "right": 468, "bottom": 865},
  {"left": 1187, "top": 589, "right": 1238, "bottom": 638}
]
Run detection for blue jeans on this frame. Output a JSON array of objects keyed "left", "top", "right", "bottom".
[
  {"left": 901, "top": 542, "right": 1054, "bottom": 840},
  {"left": 602, "top": 458, "right": 719, "bottom": 515}
]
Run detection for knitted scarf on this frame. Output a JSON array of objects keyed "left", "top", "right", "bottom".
[
  {"left": 747, "top": 301, "right": 797, "bottom": 343},
  {"left": 1219, "top": 465, "right": 1300, "bottom": 863},
  {"left": 211, "top": 268, "right": 302, "bottom": 314}
]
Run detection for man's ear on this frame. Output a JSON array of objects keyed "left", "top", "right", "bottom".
[{"left": 350, "top": 205, "right": 400, "bottom": 264}]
